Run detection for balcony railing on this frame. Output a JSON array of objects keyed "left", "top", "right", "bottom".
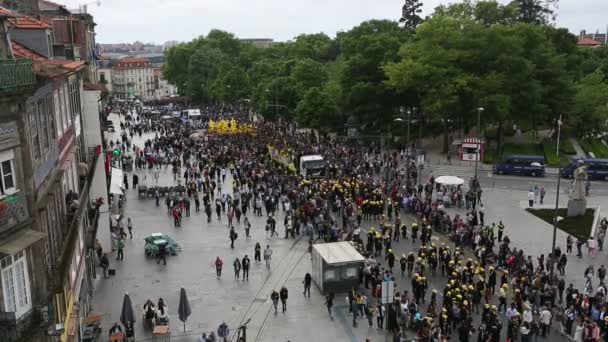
[
  {"left": 52, "top": 149, "right": 100, "bottom": 291},
  {"left": 0, "top": 305, "right": 49, "bottom": 342},
  {"left": 0, "top": 60, "right": 36, "bottom": 95}
]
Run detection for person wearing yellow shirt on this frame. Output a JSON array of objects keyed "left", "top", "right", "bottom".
[{"left": 498, "top": 284, "right": 508, "bottom": 312}]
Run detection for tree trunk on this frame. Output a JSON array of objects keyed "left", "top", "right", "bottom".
[
  {"left": 496, "top": 120, "right": 504, "bottom": 157},
  {"left": 442, "top": 120, "right": 449, "bottom": 154}
]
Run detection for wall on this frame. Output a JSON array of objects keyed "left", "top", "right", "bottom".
[{"left": 10, "top": 28, "right": 51, "bottom": 58}]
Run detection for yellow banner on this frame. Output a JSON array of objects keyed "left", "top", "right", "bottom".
[{"left": 207, "top": 119, "right": 255, "bottom": 135}]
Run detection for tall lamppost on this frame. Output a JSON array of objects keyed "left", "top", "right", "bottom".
[
  {"left": 551, "top": 115, "right": 563, "bottom": 254},
  {"left": 474, "top": 107, "right": 484, "bottom": 179}
]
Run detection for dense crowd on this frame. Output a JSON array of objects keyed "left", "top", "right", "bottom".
[{"left": 104, "top": 100, "right": 608, "bottom": 342}]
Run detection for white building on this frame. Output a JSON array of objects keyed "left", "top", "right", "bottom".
[
  {"left": 153, "top": 68, "right": 178, "bottom": 100},
  {"left": 97, "top": 66, "right": 113, "bottom": 93},
  {"left": 111, "top": 57, "right": 155, "bottom": 100}
]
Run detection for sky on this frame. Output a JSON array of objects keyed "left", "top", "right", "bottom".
[{"left": 55, "top": 0, "right": 608, "bottom": 44}]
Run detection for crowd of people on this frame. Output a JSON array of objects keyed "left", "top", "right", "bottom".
[{"left": 102, "top": 100, "right": 608, "bottom": 342}]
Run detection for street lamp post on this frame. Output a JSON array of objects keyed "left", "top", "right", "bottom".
[
  {"left": 552, "top": 115, "right": 563, "bottom": 255},
  {"left": 474, "top": 107, "right": 484, "bottom": 179}
]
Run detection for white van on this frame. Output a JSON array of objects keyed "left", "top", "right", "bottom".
[
  {"left": 299, "top": 155, "right": 327, "bottom": 178},
  {"left": 181, "top": 109, "right": 202, "bottom": 122}
]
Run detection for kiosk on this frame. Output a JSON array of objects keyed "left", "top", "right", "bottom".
[
  {"left": 311, "top": 242, "right": 365, "bottom": 293},
  {"left": 459, "top": 138, "right": 484, "bottom": 162}
]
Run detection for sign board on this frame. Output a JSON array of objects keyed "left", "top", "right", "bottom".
[{"left": 381, "top": 280, "right": 394, "bottom": 304}]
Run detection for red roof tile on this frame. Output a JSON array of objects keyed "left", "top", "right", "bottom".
[
  {"left": 0, "top": 6, "right": 16, "bottom": 15},
  {"left": 113, "top": 57, "right": 152, "bottom": 70},
  {"left": 11, "top": 40, "right": 46, "bottom": 61},
  {"left": 577, "top": 37, "right": 602, "bottom": 46},
  {"left": 8, "top": 15, "right": 52, "bottom": 29}
]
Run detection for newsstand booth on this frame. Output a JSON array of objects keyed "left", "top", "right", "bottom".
[
  {"left": 459, "top": 138, "right": 484, "bottom": 162},
  {"left": 312, "top": 242, "right": 365, "bottom": 293}
]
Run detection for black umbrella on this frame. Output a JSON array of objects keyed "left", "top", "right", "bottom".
[
  {"left": 120, "top": 292, "right": 135, "bottom": 328},
  {"left": 178, "top": 287, "right": 191, "bottom": 332}
]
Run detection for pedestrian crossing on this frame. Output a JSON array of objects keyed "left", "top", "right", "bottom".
[{"left": 427, "top": 164, "right": 476, "bottom": 183}]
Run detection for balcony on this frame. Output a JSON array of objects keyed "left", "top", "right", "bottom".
[
  {"left": 0, "top": 60, "right": 36, "bottom": 95},
  {"left": 0, "top": 305, "right": 50, "bottom": 342},
  {"left": 52, "top": 148, "right": 100, "bottom": 291}
]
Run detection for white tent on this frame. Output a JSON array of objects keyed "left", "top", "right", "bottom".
[
  {"left": 110, "top": 168, "right": 124, "bottom": 195},
  {"left": 435, "top": 175, "right": 465, "bottom": 186}
]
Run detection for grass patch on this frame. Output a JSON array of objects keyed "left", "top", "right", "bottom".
[
  {"left": 579, "top": 138, "right": 608, "bottom": 158},
  {"left": 483, "top": 143, "right": 543, "bottom": 164},
  {"left": 542, "top": 140, "right": 573, "bottom": 167},
  {"left": 525, "top": 208, "right": 594, "bottom": 240}
]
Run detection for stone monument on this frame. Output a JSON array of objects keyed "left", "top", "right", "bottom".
[{"left": 567, "top": 161, "right": 587, "bottom": 217}]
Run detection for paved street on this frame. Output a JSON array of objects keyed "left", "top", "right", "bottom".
[{"left": 88, "top": 113, "right": 600, "bottom": 342}]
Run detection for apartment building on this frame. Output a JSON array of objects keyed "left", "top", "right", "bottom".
[
  {"left": 112, "top": 57, "right": 155, "bottom": 100},
  {"left": 0, "top": 3, "right": 107, "bottom": 341}
]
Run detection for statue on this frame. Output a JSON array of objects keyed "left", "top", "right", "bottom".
[
  {"left": 568, "top": 161, "right": 587, "bottom": 216},
  {"left": 570, "top": 163, "right": 588, "bottom": 200}
]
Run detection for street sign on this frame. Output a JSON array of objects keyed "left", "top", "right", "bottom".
[{"left": 381, "top": 280, "right": 394, "bottom": 304}]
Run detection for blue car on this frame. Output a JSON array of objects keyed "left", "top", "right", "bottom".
[
  {"left": 493, "top": 155, "right": 546, "bottom": 177},
  {"left": 561, "top": 158, "right": 608, "bottom": 180}
]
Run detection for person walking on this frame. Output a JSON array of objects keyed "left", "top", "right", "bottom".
[
  {"left": 540, "top": 186, "right": 546, "bottom": 205},
  {"left": 264, "top": 245, "right": 273, "bottom": 270},
  {"left": 325, "top": 292, "right": 335, "bottom": 320},
  {"left": 279, "top": 286, "right": 288, "bottom": 313},
  {"left": 229, "top": 227, "right": 238, "bottom": 249},
  {"left": 157, "top": 243, "right": 167, "bottom": 265},
  {"left": 303, "top": 273, "right": 312, "bottom": 298},
  {"left": 271, "top": 289, "right": 280, "bottom": 315},
  {"left": 215, "top": 256, "right": 223, "bottom": 278},
  {"left": 127, "top": 217, "right": 133, "bottom": 239},
  {"left": 254, "top": 243, "right": 261, "bottom": 263},
  {"left": 567, "top": 235, "right": 573, "bottom": 254},
  {"left": 233, "top": 257, "right": 241, "bottom": 279},
  {"left": 539, "top": 306, "right": 552, "bottom": 337},
  {"left": 100, "top": 252, "right": 109, "bottom": 278},
  {"left": 244, "top": 216, "right": 251, "bottom": 237},
  {"left": 116, "top": 237, "right": 125, "bottom": 261},
  {"left": 527, "top": 189, "right": 535, "bottom": 208},
  {"left": 241, "top": 255, "right": 250, "bottom": 281}
]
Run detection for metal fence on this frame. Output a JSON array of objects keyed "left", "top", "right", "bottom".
[{"left": 0, "top": 60, "right": 36, "bottom": 95}]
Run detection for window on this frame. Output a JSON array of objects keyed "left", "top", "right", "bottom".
[
  {"left": 1, "top": 251, "right": 31, "bottom": 319},
  {"left": 28, "top": 104, "right": 40, "bottom": 161},
  {"left": 0, "top": 150, "right": 17, "bottom": 195}
]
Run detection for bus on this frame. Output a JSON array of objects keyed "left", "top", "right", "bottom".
[
  {"left": 299, "top": 155, "right": 327, "bottom": 178},
  {"left": 561, "top": 158, "right": 608, "bottom": 180},
  {"left": 493, "top": 155, "right": 546, "bottom": 177},
  {"left": 180, "top": 109, "right": 202, "bottom": 122}
]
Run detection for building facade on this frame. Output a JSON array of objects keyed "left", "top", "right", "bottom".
[
  {"left": 112, "top": 57, "right": 155, "bottom": 100},
  {"left": 153, "top": 68, "right": 177, "bottom": 100},
  {"left": 0, "top": 3, "right": 106, "bottom": 341}
]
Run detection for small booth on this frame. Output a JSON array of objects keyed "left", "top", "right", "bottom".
[
  {"left": 459, "top": 138, "right": 484, "bottom": 162},
  {"left": 311, "top": 242, "right": 365, "bottom": 293}
]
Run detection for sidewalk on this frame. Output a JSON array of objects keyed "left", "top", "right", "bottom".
[
  {"left": 480, "top": 188, "right": 607, "bottom": 291},
  {"left": 569, "top": 138, "right": 587, "bottom": 158}
]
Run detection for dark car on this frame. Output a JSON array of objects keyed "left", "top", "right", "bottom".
[
  {"left": 561, "top": 158, "right": 608, "bottom": 180},
  {"left": 493, "top": 155, "right": 546, "bottom": 177}
]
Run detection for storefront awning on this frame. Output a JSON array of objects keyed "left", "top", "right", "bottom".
[{"left": 0, "top": 228, "right": 45, "bottom": 256}]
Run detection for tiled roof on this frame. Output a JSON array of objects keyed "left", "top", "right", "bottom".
[
  {"left": 8, "top": 15, "right": 52, "bottom": 29},
  {"left": 11, "top": 40, "right": 46, "bottom": 61},
  {"left": 113, "top": 57, "right": 152, "bottom": 70},
  {"left": 120, "top": 58, "right": 149, "bottom": 63},
  {"left": 577, "top": 37, "right": 602, "bottom": 46},
  {"left": 0, "top": 6, "right": 13, "bottom": 14}
]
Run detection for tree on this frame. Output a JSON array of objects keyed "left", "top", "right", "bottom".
[
  {"left": 570, "top": 69, "right": 608, "bottom": 138},
  {"left": 511, "top": 0, "right": 557, "bottom": 25},
  {"left": 295, "top": 87, "right": 339, "bottom": 129},
  {"left": 400, "top": 0, "right": 424, "bottom": 31}
]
